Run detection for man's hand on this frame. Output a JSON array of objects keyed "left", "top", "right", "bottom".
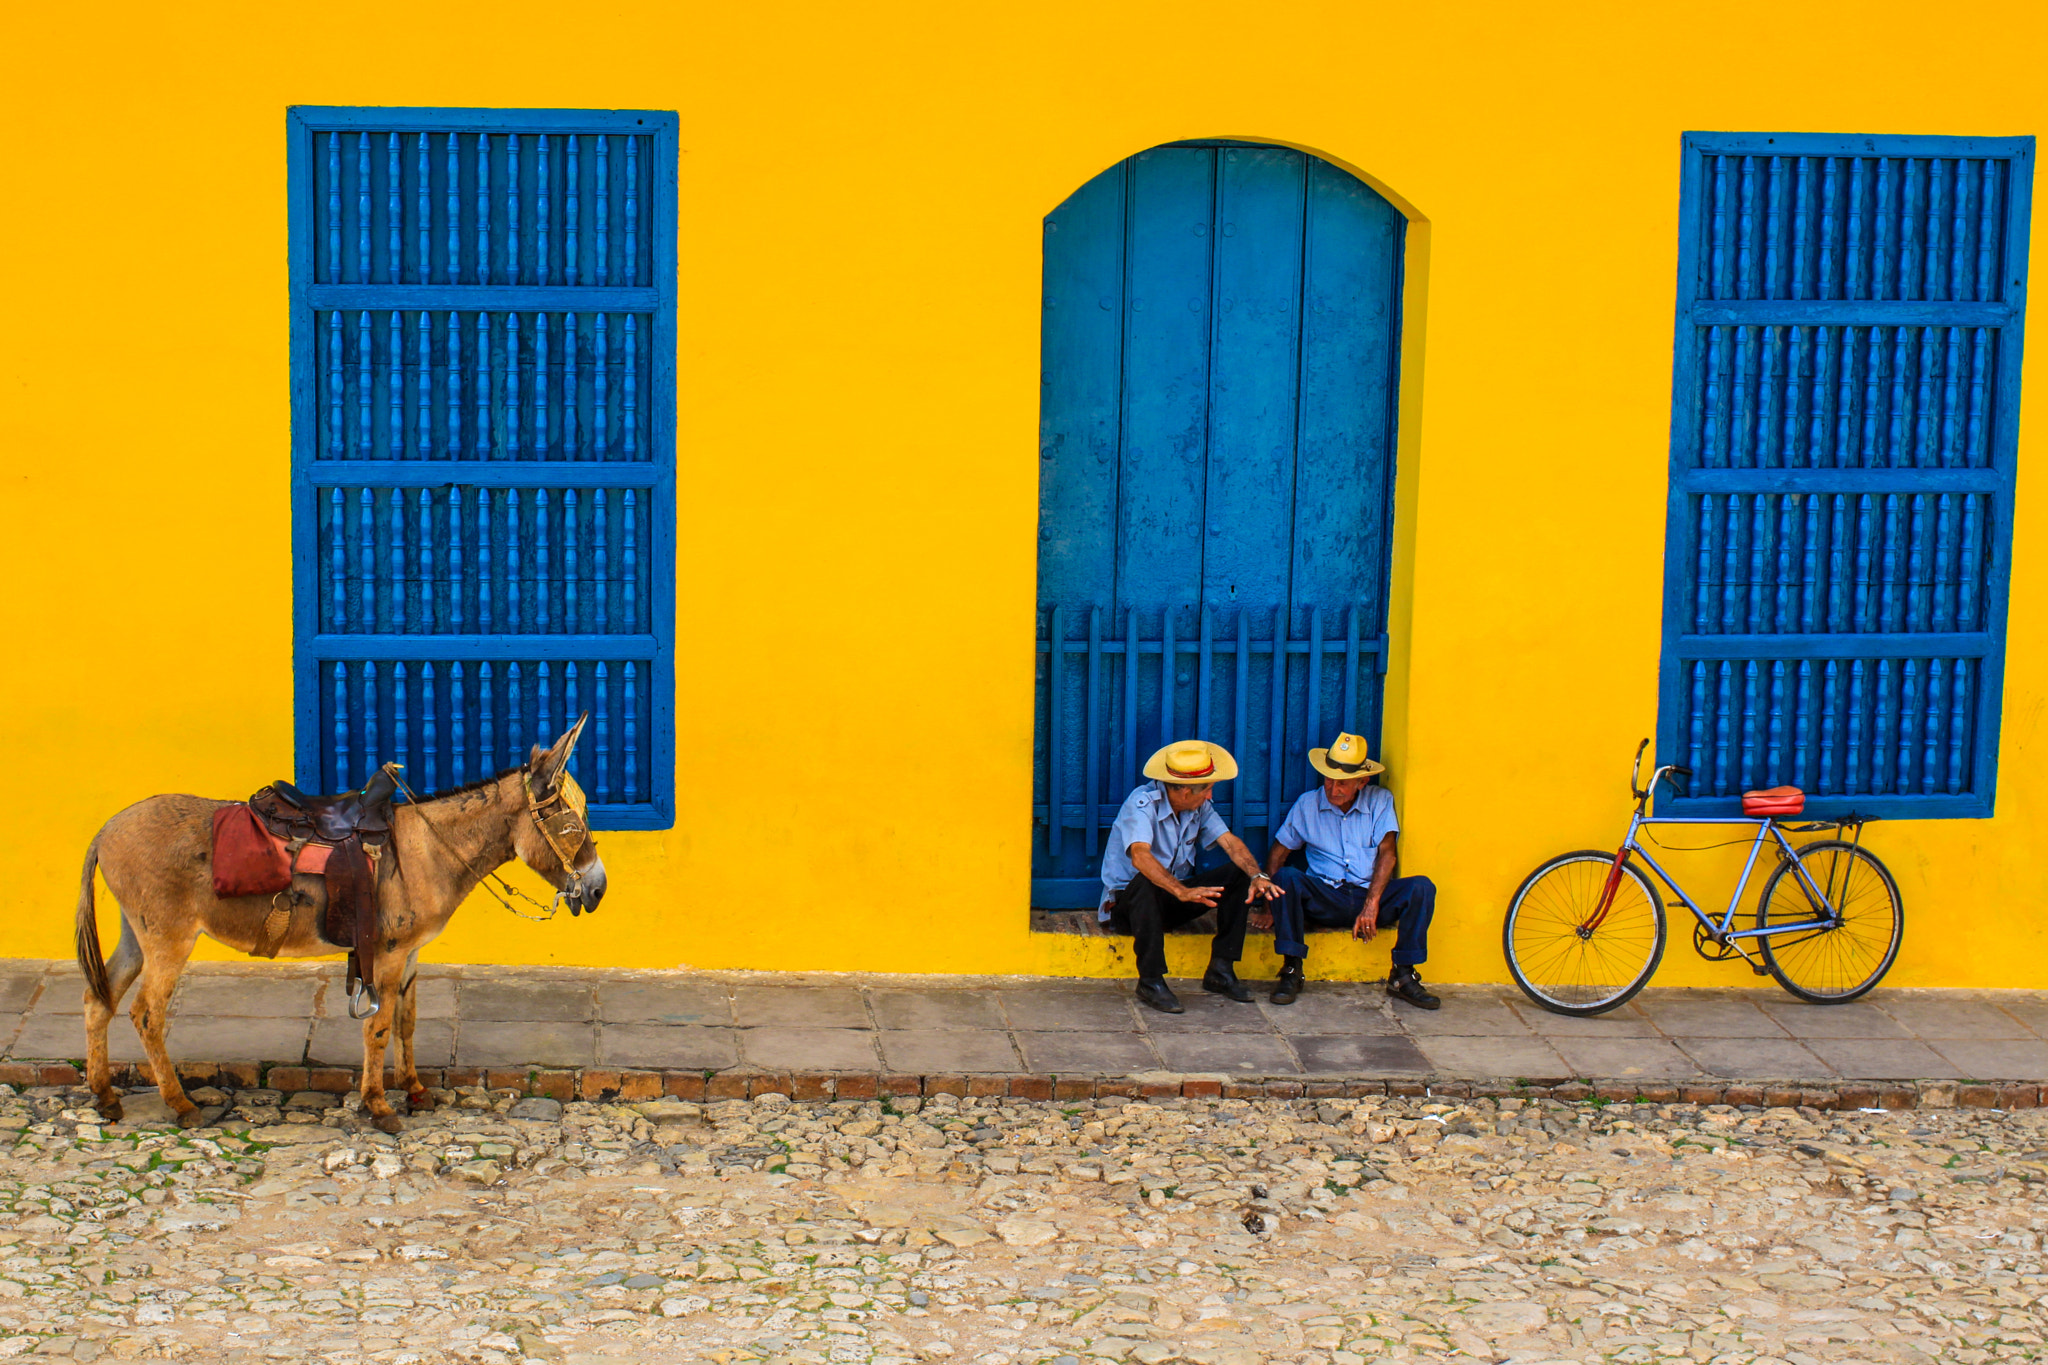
[
  {"left": 1178, "top": 883, "right": 1224, "bottom": 907},
  {"left": 1244, "top": 871, "right": 1284, "bottom": 930},
  {"left": 1352, "top": 901, "right": 1382, "bottom": 941}
]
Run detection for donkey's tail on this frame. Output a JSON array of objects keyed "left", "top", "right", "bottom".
[{"left": 75, "top": 836, "right": 113, "bottom": 1012}]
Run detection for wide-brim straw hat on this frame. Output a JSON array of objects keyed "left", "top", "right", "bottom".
[
  {"left": 1310, "top": 732, "right": 1385, "bottom": 780},
  {"left": 1142, "top": 740, "right": 1239, "bottom": 785}
]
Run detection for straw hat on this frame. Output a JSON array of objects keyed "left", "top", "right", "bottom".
[
  {"left": 1142, "top": 740, "right": 1239, "bottom": 785},
  {"left": 1309, "top": 732, "right": 1385, "bottom": 780}
]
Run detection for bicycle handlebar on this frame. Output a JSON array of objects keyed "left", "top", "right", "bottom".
[
  {"left": 1630, "top": 740, "right": 1695, "bottom": 802},
  {"left": 1645, "top": 764, "right": 1690, "bottom": 799}
]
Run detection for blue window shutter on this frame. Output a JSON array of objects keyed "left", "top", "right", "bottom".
[
  {"left": 1658, "top": 133, "right": 2033, "bottom": 818},
  {"left": 1034, "top": 143, "right": 1404, "bottom": 905},
  {"left": 287, "top": 108, "right": 677, "bottom": 829}
]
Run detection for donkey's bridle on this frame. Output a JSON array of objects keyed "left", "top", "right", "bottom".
[{"left": 525, "top": 771, "right": 592, "bottom": 912}]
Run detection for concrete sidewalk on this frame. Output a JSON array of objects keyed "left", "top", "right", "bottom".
[{"left": 4, "top": 958, "right": 2047, "bottom": 1109}]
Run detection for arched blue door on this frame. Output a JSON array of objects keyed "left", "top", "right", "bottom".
[{"left": 1034, "top": 142, "right": 1404, "bottom": 906}]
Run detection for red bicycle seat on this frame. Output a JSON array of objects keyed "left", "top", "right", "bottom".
[{"left": 1742, "top": 786, "right": 1806, "bottom": 817}]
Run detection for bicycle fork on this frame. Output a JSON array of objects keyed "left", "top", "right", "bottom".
[
  {"left": 1583, "top": 803, "right": 1657, "bottom": 937},
  {"left": 1581, "top": 846, "right": 1633, "bottom": 937}
]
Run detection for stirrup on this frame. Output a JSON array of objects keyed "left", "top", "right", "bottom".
[{"left": 347, "top": 977, "right": 381, "bottom": 1019}]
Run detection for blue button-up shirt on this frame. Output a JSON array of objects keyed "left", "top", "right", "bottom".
[
  {"left": 1097, "top": 781, "right": 1232, "bottom": 914},
  {"left": 1274, "top": 784, "right": 1399, "bottom": 887}
]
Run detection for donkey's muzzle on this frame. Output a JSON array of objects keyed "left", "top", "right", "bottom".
[{"left": 564, "top": 863, "right": 607, "bottom": 916}]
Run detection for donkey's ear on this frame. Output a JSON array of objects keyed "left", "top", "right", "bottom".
[{"left": 533, "top": 713, "right": 590, "bottom": 789}]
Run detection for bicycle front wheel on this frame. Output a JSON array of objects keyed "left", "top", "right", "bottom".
[
  {"left": 1504, "top": 851, "right": 1666, "bottom": 1017},
  {"left": 1756, "top": 840, "right": 1903, "bottom": 1003}
]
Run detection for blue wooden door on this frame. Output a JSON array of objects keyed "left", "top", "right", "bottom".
[{"left": 1034, "top": 143, "right": 1404, "bottom": 906}]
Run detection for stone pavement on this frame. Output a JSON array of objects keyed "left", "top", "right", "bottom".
[
  {"left": 5, "top": 959, "right": 2047, "bottom": 1106},
  {"left": 2, "top": 1073, "right": 2047, "bottom": 1364}
]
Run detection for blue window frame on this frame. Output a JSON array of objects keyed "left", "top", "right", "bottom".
[
  {"left": 287, "top": 107, "right": 677, "bottom": 827},
  {"left": 1658, "top": 132, "right": 2033, "bottom": 819}
]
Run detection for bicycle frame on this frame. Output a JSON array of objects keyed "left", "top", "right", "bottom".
[{"left": 1604, "top": 812, "right": 1842, "bottom": 946}]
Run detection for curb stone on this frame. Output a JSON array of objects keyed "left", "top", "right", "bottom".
[{"left": 4, "top": 1060, "right": 2035, "bottom": 1111}]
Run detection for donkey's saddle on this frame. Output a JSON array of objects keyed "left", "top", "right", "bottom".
[
  {"left": 263, "top": 774, "right": 398, "bottom": 843},
  {"left": 243, "top": 766, "right": 400, "bottom": 1017}
]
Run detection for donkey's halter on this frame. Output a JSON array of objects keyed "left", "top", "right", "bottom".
[
  {"left": 528, "top": 771, "right": 589, "bottom": 869},
  {"left": 525, "top": 770, "right": 594, "bottom": 914},
  {"left": 390, "top": 768, "right": 574, "bottom": 923}
]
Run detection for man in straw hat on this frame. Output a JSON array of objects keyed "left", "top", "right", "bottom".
[
  {"left": 1251, "top": 732, "right": 1441, "bottom": 1010},
  {"left": 1099, "top": 740, "right": 1284, "bottom": 1015}
]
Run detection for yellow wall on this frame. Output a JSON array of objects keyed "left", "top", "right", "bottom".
[{"left": 4, "top": 1, "right": 2044, "bottom": 987}]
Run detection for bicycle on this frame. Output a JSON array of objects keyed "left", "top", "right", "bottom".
[{"left": 1503, "top": 740, "right": 1904, "bottom": 1017}]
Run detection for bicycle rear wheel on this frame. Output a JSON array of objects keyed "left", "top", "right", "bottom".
[
  {"left": 1504, "top": 851, "right": 1666, "bottom": 1016},
  {"left": 1756, "top": 840, "right": 1903, "bottom": 1003}
]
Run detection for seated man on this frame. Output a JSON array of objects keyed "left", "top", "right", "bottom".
[
  {"left": 1100, "top": 740, "right": 1284, "bottom": 1015},
  {"left": 1253, "top": 732, "right": 1440, "bottom": 1010}
]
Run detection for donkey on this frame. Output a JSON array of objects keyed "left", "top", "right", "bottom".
[{"left": 73, "top": 719, "right": 605, "bottom": 1133}]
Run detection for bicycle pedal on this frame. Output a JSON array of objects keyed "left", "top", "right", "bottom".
[{"left": 1751, "top": 964, "right": 1771, "bottom": 976}]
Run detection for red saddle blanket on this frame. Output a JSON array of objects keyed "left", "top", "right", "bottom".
[{"left": 209, "top": 804, "right": 329, "bottom": 897}]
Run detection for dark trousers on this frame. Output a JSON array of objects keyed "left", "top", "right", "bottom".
[
  {"left": 1107, "top": 869, "right": 1251, "bottom": 980},
  {"left": 1269, "top": 867, "right": 1435, "bottom": 966}
]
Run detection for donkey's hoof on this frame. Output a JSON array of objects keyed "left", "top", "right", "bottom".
[
  {"left": 406, "top": 1088, "right": 435, "bottom": 1111},
  {"left": 95, "top": 1100, "right": 124, "bottom": 1124},
  {"left": 373, "top": 1114, "right": 405, "bottom": 1135},
  {"left": 175, "top": 1107, "right": 207, "bottom": 1130}
]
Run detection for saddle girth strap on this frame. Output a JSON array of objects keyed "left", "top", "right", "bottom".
[{"left": 323, "top": 838, "right": 383, "bottom": 1017}]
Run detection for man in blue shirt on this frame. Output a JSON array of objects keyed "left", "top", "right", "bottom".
[
  {"left": 1253, "top": 732, "right": 1440, "bottom": 1010},
  {"left": 1101, "top": 740, "right": 1284, "bottom": 1015}
]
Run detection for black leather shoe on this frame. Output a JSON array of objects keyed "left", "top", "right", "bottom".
[
  {"left": 1387, "top": 966, "right": 1441, "bottom": 1010},
  {"left": 1271, "top": 967, "right": 1305, "bottom": 1006},
  {"left": 1136, "top": 977, "right": 1184, "bottom": 1014},
  {"left": 1201, "top": 962, "right": 1252, "bottom": 1002}
]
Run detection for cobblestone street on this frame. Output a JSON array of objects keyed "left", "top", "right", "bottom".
[{"left": 2, "top": 1079, "right": 2045, "bottom": 1365}]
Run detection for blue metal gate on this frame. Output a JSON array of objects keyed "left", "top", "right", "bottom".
[{"left": 1033, "top": 143, "right": 1405, "bottom": 906}]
